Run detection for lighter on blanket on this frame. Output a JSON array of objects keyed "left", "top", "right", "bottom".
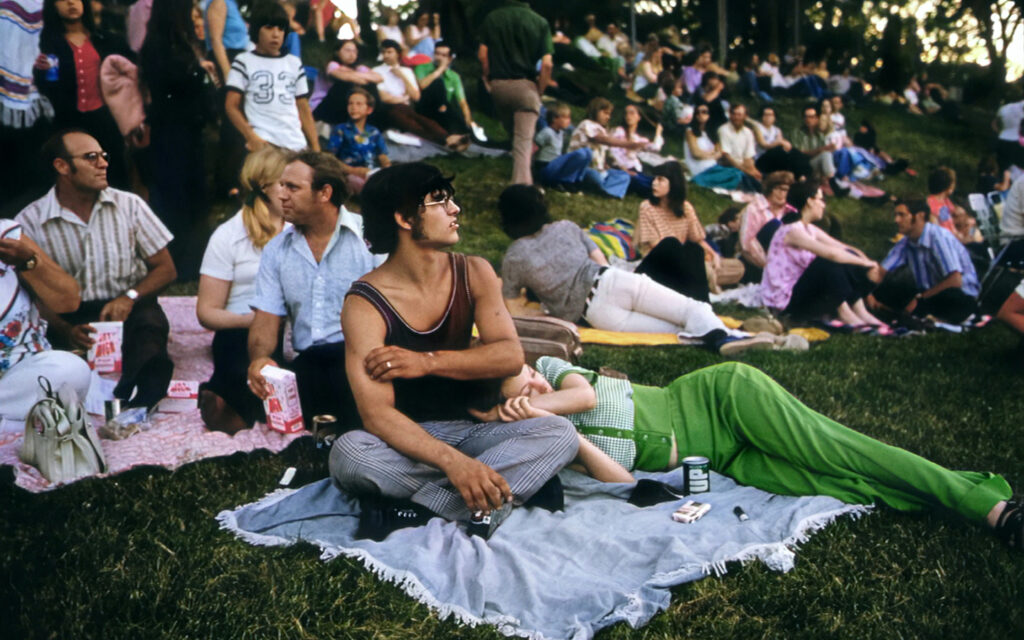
[{"left": 672, "top": 500, "right": 710, "bottom": 524}]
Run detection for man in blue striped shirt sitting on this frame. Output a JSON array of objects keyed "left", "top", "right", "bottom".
[{"left": 870, "top": 197, "right": 979, "bottom": 324}]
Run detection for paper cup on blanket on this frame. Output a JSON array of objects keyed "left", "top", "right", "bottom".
[
  {"left": 87, "top": 322, "right": 123, "bottom": 373},
  {"left": 260, "top": 365, "right": 304, "bottom": 433}
]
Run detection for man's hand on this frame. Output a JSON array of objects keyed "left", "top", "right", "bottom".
[
  {"left": 99, "top": 296, "right": 134, "bottom": 322},
  {"left": 364, "top": 345, "right": 433, "bottom": 381},
  {"left": 69, "top": 323, "right": 96, "bottom": 350},
  {"left": 443, "top": 455, "right": 512, "bottom": 513},
  {"left": 0, "top": 237, "right": 34, "bottom": 268},
  {"left": 246, "top": 356, "right": 278, "bottom": 399}
]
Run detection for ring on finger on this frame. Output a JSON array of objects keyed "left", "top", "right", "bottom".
[{"left": 386, "top": 361, "right": 392, "bottom": 369}]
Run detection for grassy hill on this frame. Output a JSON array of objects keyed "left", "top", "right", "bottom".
[{"left": 3, "top": 78, "right": 1023, "bottom": 639}]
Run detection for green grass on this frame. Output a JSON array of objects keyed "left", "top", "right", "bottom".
[{"left": 4, "top": 89, "right": 1024, "bottom": 638}]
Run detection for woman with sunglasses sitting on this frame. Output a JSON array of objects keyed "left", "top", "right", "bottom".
[{"left": 761, "top": 181, "right": 888, "bottom": 330}]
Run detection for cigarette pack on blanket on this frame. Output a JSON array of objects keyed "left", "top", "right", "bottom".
[
  {"left": 261, "top": 365, "right": 304, "bottom": 433},
  {"left": 159, "top": 380, "right": 200, "bottom": 413},
  {"left": 87, "top": 321, "right": 123, "bottom": 373}
]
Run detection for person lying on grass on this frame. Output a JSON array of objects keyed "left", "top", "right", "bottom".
[
  {"left": 499, "top": 184, "right": 775, "bottom": 356},
  {"left": 470, "top": 356, "right": 1023, "bottom": 551}
]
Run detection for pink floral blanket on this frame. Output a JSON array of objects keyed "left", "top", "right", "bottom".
[{"left": 0, "top": 297, "right": 303, "bottom": 492}]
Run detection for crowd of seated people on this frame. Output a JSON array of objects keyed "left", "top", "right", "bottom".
[{"left": 3, "top": 0, "right": 1024, "bottom": 553}]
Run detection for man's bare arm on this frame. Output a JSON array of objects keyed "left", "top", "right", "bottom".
[
  {"left": 246, "top": 309, "right": 283, "bottom": 399},
  {"left": 366, "top": 257, "right": 523, "bottom": 383},
  {"left": 344, "top": 295, "right": 512, "bottom": 512},
  {"left": 0, "top": 235, "right": 79, "bottom": 313}
]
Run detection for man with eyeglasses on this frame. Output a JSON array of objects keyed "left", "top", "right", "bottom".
[
  {"left": 413, "top": 40, "right": 478, "bottom": 141},
  {"left": 329, "top": 163, "right": 577, "bottom": 541},
  {"left": 790, "top": 105, "right": 838, "bottom": 186},
  {"left": 16, "top": 129, "right": 177, "bottom": 409},
  {"left": 246, "top": 151, "right": 380, "bottom": 430}
]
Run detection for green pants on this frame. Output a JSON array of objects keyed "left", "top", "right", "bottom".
[{"left": 634, "top": 362, "right": 1010, "bottom": 522}]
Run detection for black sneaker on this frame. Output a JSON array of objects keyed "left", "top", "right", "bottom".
[
  {"left": 995, "top": 500, "right": 1023, "bottom": 551},
  {"left": 523, "top": 476, "right": 564, "bottom": 512},
  {"left": 466, "top": 502, "right": 514, "bottom": 540},
  {"left": 355, "top": 496, "right": 436, "bottom": 541}
]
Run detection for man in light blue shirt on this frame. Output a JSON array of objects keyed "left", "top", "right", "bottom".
[
  {"left": 246, "top": 151, "right": 380, "bottom": 428},
  {"left": 871, "top": 197, "right": 979, "bottom": 324}
]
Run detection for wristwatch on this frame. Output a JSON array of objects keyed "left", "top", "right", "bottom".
[
  {"left": 125, "top": 288, "right": 140, "bottom": 301},
  {"left": 16, "top": 253, "right": 37, "bottom": 272}
]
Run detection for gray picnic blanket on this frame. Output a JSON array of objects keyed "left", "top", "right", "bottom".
[
  {"left": 384, "top": 132, "right": 508, "bottom": 164},
  {"left": 217, "top": 469, "right": 869, "bottom": 640}
]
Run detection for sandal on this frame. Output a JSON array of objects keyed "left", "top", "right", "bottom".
[{"left": 994, "top": 500, "right": 1022, "bottom": 550}]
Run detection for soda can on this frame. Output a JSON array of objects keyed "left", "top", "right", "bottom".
[
  {"left": 103, "top": 399, "right": 121, "bottom": 422},
  {"left": 45, "top": 55, "right": 59, "bottom": 82},
  {"left": 682, "top": 455, "right": 710, "bottom": 494},
  {"left": 312, "top": 414, "right": 338, "bottom": 449}
]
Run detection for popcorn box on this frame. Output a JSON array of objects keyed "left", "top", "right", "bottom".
[
  {"left": 160, "top": 380, "right": 200, "bottom": 413},
  {"left": 88, "top": 322, "right": 123, "bottom": 373},
  {"left": 261, "top": 365, "right": 304, "bottom": 433}
]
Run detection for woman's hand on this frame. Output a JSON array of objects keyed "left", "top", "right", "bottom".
[{"left": 498, "top": 396, "right": 552, "bottom": 422}]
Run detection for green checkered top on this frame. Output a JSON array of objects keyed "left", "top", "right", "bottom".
[{"left": 535, "top": 356, "right": 637, "bottom": 470}]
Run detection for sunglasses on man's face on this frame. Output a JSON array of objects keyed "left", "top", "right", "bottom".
[{"left": 67, "top": 151, "right": 110, "bottom": 165}]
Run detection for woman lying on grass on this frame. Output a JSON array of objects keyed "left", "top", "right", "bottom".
[{"left": 469, "top": 356, "right": 1023, "bottom": 550}]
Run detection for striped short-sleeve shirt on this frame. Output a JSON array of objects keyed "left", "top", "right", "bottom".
[{"left": 16, "top": 187, "right": 173, "bottom": 302}]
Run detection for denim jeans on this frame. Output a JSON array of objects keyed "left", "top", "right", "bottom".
[{"left": 582, "top": 267, "right": 726, "bottom": 337}]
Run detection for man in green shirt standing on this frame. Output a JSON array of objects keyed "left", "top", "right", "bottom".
[
  {"left": 478, "top": 0, "right": 554, "bottom": 185},
  {"left": 790, "top": 105, "right": 837, "bottom": 183},
  {"left": 414, "top": 41, "right": 476, "bottom": 139}
]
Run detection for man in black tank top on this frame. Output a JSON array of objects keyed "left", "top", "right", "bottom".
[{"left": 330, "top": 163, "right": 579, "bottom": 541}]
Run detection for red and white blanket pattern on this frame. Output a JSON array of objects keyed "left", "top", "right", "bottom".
[{"left": 0, "top": 297, "right": 304, "bottom": 492}]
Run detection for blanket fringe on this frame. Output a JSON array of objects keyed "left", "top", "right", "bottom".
[
  {"left": 702, "top": 503, "right": 873, "bottom": 577},
  {"left": 219, "top": 493, "right": 871, "bottom": 640},
  {"left": 215, "top": 488, "right": 300, "bottom": 548}
]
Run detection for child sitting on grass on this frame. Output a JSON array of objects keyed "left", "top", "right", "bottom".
[
  {"left": 327, "top": 88, "right": 391, "bottom": 195},
  {"left": 533, "top": 102, "right": 590, "bottom": 191},
  {"left": 704, "top": 206, "right": 742, "bottom": 258},
  {"left": 225, "top": 3, "right": 319, "bottom": 152}
]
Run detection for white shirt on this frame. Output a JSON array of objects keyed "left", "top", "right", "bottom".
[
  {"left": 373, "top": 64, "right": 417, "bottom": 105},
  {"left": 227, "top": 51, "right": 310, "bottom": 151},
  {"left": 569, "top": 119, "right": 612, "bottom": 171},
  {"left": 996, "top": 101, "right": 1024, "bottom": 142},
  {"left": 0, "top": 220, "right": 50, "bottom": 377},
  {"left": 684, "top": 130, "right": 718, "bottom": 177},
  {"left": 751, "top": 121, "right": 781, "bottom": 156},
  {"left": 199, "top": 211, "right": 291, "bottom": 315},
  {"left": 717, "top": 122, "right": 756, "bottom": 163},
  {"left": 1001, "top": 174, "right": 1024, "bottom": 240}
]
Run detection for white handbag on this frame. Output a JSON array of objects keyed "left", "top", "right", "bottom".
[{"left": 20, "top": 377, "right": 108, "bottom": 483}]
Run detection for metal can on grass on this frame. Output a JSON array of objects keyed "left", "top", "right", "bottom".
[
  {"left": 312, "top": 414, "right": 338, "bottom": 449},
  {"left": 682, "top": 456, "right": 710, "bottom": 494}
]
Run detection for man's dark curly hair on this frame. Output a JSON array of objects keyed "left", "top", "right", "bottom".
[{"left": 360, "top": 163, "right": 454, "bottom": 254}]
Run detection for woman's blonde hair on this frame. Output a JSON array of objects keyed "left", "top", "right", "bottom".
[{"left": 239, "top": 146, "right": 289, "bottom": 249}]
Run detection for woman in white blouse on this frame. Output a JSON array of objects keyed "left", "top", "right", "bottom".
[{"left": 197, "top": 147, "right": 290, "bottom": 433}]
